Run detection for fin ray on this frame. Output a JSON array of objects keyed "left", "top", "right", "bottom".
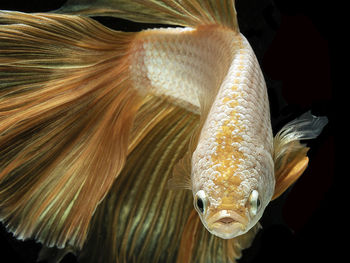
[
  {"left": 0, "top": 11, "right": 140, "bottom": 248},
  {"left": 77, "top": 95, "right": 199, "bottom": 262},
  {"left": 57, "top": 0, "right": 239, "bottom": 31},
  {"left": 272, "top": 111, "right": 328, "bottom": 199}
]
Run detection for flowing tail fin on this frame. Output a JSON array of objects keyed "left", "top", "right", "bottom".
[
  {"left": 0, "top": 11, "right": 141, "bottom": 248},
  {"left": 57, "top": 0, "right": 239, "bottom": 31},
  {"left": 272, "top": 111, "right": 328, "bottom": 199}
]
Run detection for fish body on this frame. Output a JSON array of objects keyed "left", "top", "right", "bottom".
[
  {"left": 130, "top": 26, "right": 234, "bottom": 110},
  {"left": 190, "top": 30, "right": 274, "bottom": 238},
  {"left": 0, "top": 1, "right": 328, "bottom": 262},
  {"left": 130, "top": 25, "right": 275, "bottom": 238},
  {"left": 127, "top": 19, "right": 327, "bottom": 243}
]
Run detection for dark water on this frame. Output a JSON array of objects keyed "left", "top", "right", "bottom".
[{"left": 0, "top": 0, "right": 336, "bottom": 262}]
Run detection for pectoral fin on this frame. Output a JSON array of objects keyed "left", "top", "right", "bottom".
[
  {"left": 272, "top": 111, "right": 328, "bottom": 200},
  {"left": 272, "top": 146, "right": 309, "bottom": 200}
]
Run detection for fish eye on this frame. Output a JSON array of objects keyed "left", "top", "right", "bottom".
[
  {"left": 194, "top": 190, "right": 207, "bottom": 214},
  {"left": 248, "top": 190, "right": 260, "bottom": 216},
  {"left": 197, "top": 198, "right": 204, "bottom": 213}
]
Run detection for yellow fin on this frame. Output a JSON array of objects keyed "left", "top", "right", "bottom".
[
  {"left": 0, "top": 11, "right": 141, "bottom": 248},
  {"left": 272, "top": 111, "right": 328, "bottom": 200},
  {"left": 76, "top": 95, "right": 198, "bottom": 262},
  {"left": 273, "top": 151, "right": 309, "bottom": 200},
  {"left": 56, "top": 0, "right": 239, "bottom": 31}
]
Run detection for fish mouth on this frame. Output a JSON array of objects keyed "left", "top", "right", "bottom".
[{"left": 206, "top": 210, "right": 248, "bottom": 239}]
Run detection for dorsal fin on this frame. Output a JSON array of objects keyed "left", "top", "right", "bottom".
[{"left": 56, "top": 0, "right": 239, "bottom": 31}]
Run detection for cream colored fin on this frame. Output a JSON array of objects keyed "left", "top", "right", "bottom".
[
  {"left": 0, "top": 11, "right": 140, "bottom": 248},
  {"left": 57, "top": 0, "right": 239, "bottom": 31},
  {"left": 168, "top": 151, "right": 192, "bottom": 190},
  {"left": 272, "top": 111, "right": 328, "bottom": 200},
  {"left": 75, "top": 95, "right": 198, "bottom": 262}
]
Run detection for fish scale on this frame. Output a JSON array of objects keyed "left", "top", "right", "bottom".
[
  {"left": 191, "top": 30, "right": 274, "bottom": 229},
  {"left": 130, "top": 26, "right": 237, "bottom": 112}
]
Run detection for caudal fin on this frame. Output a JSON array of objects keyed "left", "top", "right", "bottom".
[{"left": 0, "top": 11, "right": 140, "bottom": 248}]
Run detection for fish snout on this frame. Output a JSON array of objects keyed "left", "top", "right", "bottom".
[{"left": 206, "top": 210, "right": 248, "bottom": 239}]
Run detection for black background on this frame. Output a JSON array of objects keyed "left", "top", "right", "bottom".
[{"left": 0, "top": 0, "right": 337, "bottom": 262}]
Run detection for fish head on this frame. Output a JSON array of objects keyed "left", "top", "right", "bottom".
[
  {"left": 190, "top": 113, "right": 275, "bottom": 239},
  {"left": 192, "top": 182, "right": 267, "bottom": 239},
  {"left": 192, "top": 174, "right": 270, "bottom": 238},
  {"left": 191, "top": 149, "right": 274, "bottom": 239}
]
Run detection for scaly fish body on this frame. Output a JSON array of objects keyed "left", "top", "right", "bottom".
[
  {"left": 130, "top": 26, "right": 234, "bottom": 111},
  {"left": 191, "top": 31, "right": 274, "bottom": 238},
  {"left": 130, "top": 25, "right": 274, "bottom": 238}
]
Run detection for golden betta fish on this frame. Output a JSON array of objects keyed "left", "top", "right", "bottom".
[{"left": 0, "top": 0, "right": 328, "bottom": 262}]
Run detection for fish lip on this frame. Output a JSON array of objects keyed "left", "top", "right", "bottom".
[
  {"left": 207, "top": 210, "right": 248, "bottom": 225},
  {"left": 205, "top": 210, "right": 248, "bottom": 239}
]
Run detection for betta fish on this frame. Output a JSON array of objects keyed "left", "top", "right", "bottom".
[{"left": 0, "top": 0, "right": 328, "bottom": 262}]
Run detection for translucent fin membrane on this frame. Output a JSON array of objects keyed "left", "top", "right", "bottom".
[
  {"left": 57, "top": 0, "right": 239, "bottom": 31},
  {"left": 0, "top": 11, "right": 140, "bottom": 248},
  {"left": 272, "top": 111, "right": 328, "bottom": 199}
]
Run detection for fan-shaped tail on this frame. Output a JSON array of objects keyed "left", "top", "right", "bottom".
[{"left": 0, "top": 11, "right": 140, "bottom": 248}]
